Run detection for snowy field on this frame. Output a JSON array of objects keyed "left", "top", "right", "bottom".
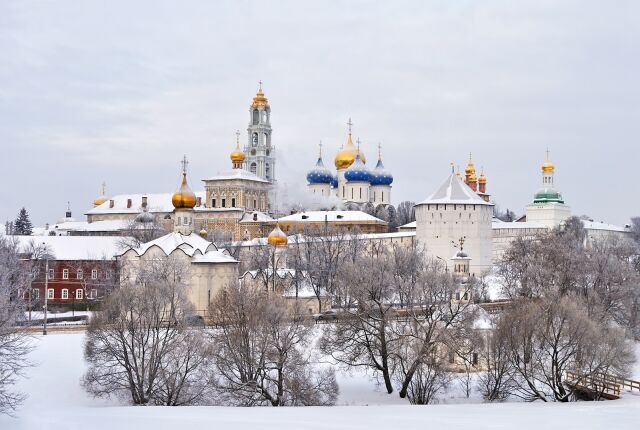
[{"left": 1, "top": 333, "right": 639, "bottom": 430}]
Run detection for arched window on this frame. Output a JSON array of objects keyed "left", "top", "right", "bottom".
[
  {"left": 265, "top": 163, "right": 270, "bottom": 179},
  {"left": 252, "top": 133, "right": 258, "bottom": 147},
  {"left": 250, "top": 162, "right": 257, "bottom": 174},
  {"left": 252, "top": 109, "right": 259, "bottom": 125}
]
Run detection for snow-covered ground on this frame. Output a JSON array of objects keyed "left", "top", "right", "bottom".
[{"left": 1, "top": 333, "right": 639, "bottom": 430}]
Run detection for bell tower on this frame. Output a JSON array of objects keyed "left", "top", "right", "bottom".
[{"left": 244, "top": 81, "right": 276, "bottom": 183}]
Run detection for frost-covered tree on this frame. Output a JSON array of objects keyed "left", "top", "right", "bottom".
[
  {"left": 0, "top": 237, "right": 33, "bottom": 414},
  {"left": 209, "top": 282, "right": 338, "bottom": 406},
  {"left": 395, "top": 201, "right": 416, "bottom": 227},
  {"left": 13, "top": 208, "right": 33, "bottom": 236},
  {"left": 83, "top": 257, "right": 212, "bottom": 405}
]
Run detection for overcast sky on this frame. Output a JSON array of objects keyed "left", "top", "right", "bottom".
[{"left": 1, "top": 1, "right": 638, "bottom": 227}]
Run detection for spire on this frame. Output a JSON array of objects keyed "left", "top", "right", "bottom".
[
  {"left": 181, "top": 154, "right": 189, "bottom": 175},
  {"left": 319, "top": 141, "right": 323, "bottom": 159},
  {"left": 378, "top": 143, "right": 382, "bottom": 161}
]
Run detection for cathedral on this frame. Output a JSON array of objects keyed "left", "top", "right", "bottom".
[{"left": 306, "top": 119, "right": 394, "bottom": 209}]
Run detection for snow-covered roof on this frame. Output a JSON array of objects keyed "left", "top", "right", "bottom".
[
  {"left": 582, "top": 220, "right": 629, "bottom": 232},
  {"left": 34, "top": 219, "right": 133, "bottom": 236},
  {"left": 126, "top": 232, "right": 237, "bottom": 264},
  {"left": 12, "top": 235, "right": 125, "bottom": 260},
  {"left": 203, "top": 169, "right": 269, "bottom": 183},
  {"left": 240, "top": 269, "right": 323, "bottom": 298},
  {"left": 277, "top": 210, "right": 387, "bottom": 224},
  {"left": 417, "top": 173, "right": 493, "bottom": 206},
  {"left": 398, "top": 221, "right": 416, "bottom": 230},
  {"left": 239, "top": 211, "right": 275, "bottom": 224},
  {"left": 86, "top": 192, "right": 207, "bottom": 215}
]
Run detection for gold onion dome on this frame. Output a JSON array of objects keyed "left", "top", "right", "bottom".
[
  {"left": 172, "top": 173, "right": 197, "bottom": 209},
  {"left": 335, "top": 132, "right": 366, "bottom": 169},
  {"left": 199, "top": 228, "right": 208, "bottom": 238},
  {"left": 478, "top": 169, "right": 487, "bottom": 184},
  {"left": 230, "top": 134, "right": 245, "bottom": 163},
  {"left": 251, "top": 82, "right": 269, "bottom": 109},
  {"left": 94, "top": 182, "right": 108, "bottom": 207},
  {"left": 267, "top": 224, "right": 288, "bottom": 246},
  {"left": 465, "top": 154, "right": 476, "bottom": 175}
]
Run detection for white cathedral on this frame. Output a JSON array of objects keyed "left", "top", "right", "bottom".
[{"left": 306, "top": 119, "right": 394, "bottom": 208}]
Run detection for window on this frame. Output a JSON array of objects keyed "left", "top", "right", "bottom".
[
  {"left": 252, "top": 110, "right": 259, "bottom": 125},
  {"left": 231, "top": 198, "right": 236, "bottom": 207},
  {"left": 33, "top": 289, "right": 40, "bottom": 299},
  {"left": 222, "top": 198, "right": 226, "bottom": 208},
  {"left": 105, "top": 271, "right": 111, "bottom": 280},
  {"left": 250, "top": 162, "right": 257, "bottom": 174},
  {"left": 62, "top": 289, "right": 69, "bottom": 299},
  {"left": 90, "top": 289, "right": 97, "bottom": 299},
  {"left": 48, "top": 269, "right": 54, "bottom": 279},
  {"left": 253, "top": 199, "right": 257, "bottom": 209},
  {"left": 91, "top": 269, "right": 97, "bottom": 280},
  {"left": 62, "top": 269, "right": 69, "bottom": 280},
  {"left": 76, "top": 289, "right": 83, "bottom": 300},
  {"left": 47, "top": 289, "right": 54, "bottom": 299},
  {"left": 77, "top": 269, "right": 83, "bottom": 280},
  {"left": 212, "top": 198, "right": 216, "bottom": 208}
]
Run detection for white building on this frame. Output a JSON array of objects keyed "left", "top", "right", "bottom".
[
  {"left": 524, "top": 151, "right": 571, "bottom": 228},
  {"left": 414, "top": 172, "right": 494, "bottom": 275}
]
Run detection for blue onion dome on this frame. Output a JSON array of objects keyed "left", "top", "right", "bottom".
[
  {"left": 370, "top": 158, "right": 394, "bottom": 186},
  {"left": 306, "top": 157, "right": 333, "bottom": 184},
  {"left": 344, "top": 154, "right": 372, "bottom": 183},
  {"left": 331, "top": 175, "right": 338, "bottom": 188}
]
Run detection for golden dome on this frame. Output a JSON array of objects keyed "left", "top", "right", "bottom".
[
  {"left": 334, "top": 132, "right": 366, "bottom": 169},
  {"left": 542, "top": 161, "right": 555, "bottom": 173},
  {"left": 199, "top": 228, "right": 208, "bottom": 238},
  {"left": 541, "top": 149, "right": 555, "bottom": 173},
  {"left": 267, "top": 224, "right": 288, "bottom": 247},
  {"left": 230, "top": 134, "right": 245, "bottom": 163},
  {"left": 172, "top": 173, "right": 197, "bottom": 209},
  {"left": 478, "top": 171, "right": 487, "bottom": 184},
  {"left": 465, "top": 154, "right": 476, "bottom": 175},
  {"left": 93, "top": 182, "right": 108, "bottom": 207},
  {"left": 251, "top": 82, "right": 269, "bottom": 109},
  {"left": 94, "top": 195, "right": 107, "bottom": 207}
]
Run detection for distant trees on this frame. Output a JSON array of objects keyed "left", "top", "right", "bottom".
[
  {"left": 0, "top": 237, "right": 33, "bottom": 414},
  {"left": 493, "top": 205, "right": 517, "bottom": 222},
  {"left": 395, "top": 201, "right": 416, "bottom": 227},
  {"left": 13, "top": 208, "right": 33, "bottom": 235},
  {"left": 209, "top": 282, "right": 338, "bottom": 406}
]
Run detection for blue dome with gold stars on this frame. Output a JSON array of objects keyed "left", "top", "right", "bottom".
[
  {"left": 370, "top": 158, "right": 393, "bottom": 186},
  {"left": 344, "top": 154, "right": 372, "bottom": 183},
  {"left": 307, "top": 157, "right": 333, "bottom": 184}
]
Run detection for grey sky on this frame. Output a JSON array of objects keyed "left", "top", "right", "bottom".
[{"left": 1, "top": 1, "right": 638, "bottom": 227}]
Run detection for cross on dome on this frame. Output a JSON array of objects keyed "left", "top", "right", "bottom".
[
  {"left": 181, "top": 155, "right": 189, "bottom": 174},
  {"left": 347, "top": 118, "right": 353, "bottom": 135}
]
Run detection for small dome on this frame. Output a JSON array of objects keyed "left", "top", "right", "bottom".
[
  {"left": 307, "top": 157, "right": 333, "bottom": 184},
  {"left": 230, "top": 148, "right": 245, "bottom": 163},
  {"left": 370, "top": 158, "right": 393, "bottom": 186},
  {"left": 199, "top": 228, "right": 208, "bottom": 238},
  {"left": 251, "top": 85, "right": 269, "bottom": 109},
  {"left": 542, "top": 161, "right": 555, "bottom": 173},
  {"left": 344, "top": 154, "right": 372, "bottom": 183},
  {"left": 267, "top": 224, "right": 288, "bottom": 246},
  {"left": 172, "top": 173, "right": 197, "bottom": 209},
  {"left": 465, "top": 155, "right": 476, "bottom": 175},
  {"left": 94, "top": 195, "right": 107, "bottom": 207},
  {"left": 335, "top": 132, "right": 366, "bottom": 169},
  {"left": 478, "top": 171, "right": 487, "bottom": 184},
  {"left": 533, "top": 188, "right": 564, "bottom": 204},
  {"left": 135, "top": 209, "right": 155, "bottom": 224}
]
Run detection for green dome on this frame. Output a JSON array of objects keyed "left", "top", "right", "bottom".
[{"left": 533, "top": 188, "right": 564, "bottom": 204}]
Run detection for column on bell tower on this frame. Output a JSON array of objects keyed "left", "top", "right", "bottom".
[{"left": 244, "top": 81, "right": 276, "bottom": 183}]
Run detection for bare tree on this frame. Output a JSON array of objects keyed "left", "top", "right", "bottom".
[
  {"left": 117, "top": 215, "right": 168, "bottom": 249},
  {"left": 321, "top": 242, "right": 398, "bottom": 394},
  {"left": 209, "top": 282, "right": 338, "bottom": 406},
  {"left": 499, "top": 293, "right": 634, "bottom": 402},
  {"left": 83, "top": 257, "right": 210, "bottom": 405},
  {"left": 0, "top": 237, "right": 34, "bottom": 414},
  {"left": 478, "top": 325, "right": 515, "bottom": 402}
]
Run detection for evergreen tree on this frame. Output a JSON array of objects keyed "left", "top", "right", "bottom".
[{"left": 14, "top": 207, "right": 33, "bottom": 235}]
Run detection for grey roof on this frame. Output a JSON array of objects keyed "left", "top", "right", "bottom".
[{"left": 417, "top": 173, "right": 493, "bottom": 206}]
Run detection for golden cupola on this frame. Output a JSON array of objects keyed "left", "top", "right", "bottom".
[
  {"left": 335, "top": 118, "right": 366, "bottom": 169},
  {"left": 541, "top": 149, "right": 555, "bottom": 173},
  {"left": 93, "top": 182, "right": 108, "bottom": 207},
  {"left": 267, "top": 223, "right": 288, "bottom": 246},
  {"left": 464, "top": 154, "right": 476, "bottom": 177},
  {"left": 478, "top": 170, "right": 487, "bottom": 184},
  {"left": 172, "top": 156, "right": 197, "bottom": 209},
  {"left": 251, "top": 81, "right": 269, "bottom": 109},
  {"left": 230, "top": 131, "right": 245, "bottom": 169}
]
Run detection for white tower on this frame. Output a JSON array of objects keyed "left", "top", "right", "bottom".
[
  {"left": 244, "top": 82, "right": 275, "bottom": 183},
  {"left": 525, "top": 150, "right": 571, "bottom": 228},
  {"left": 415, "top": 171, "right": 494, "bottom": 276}
]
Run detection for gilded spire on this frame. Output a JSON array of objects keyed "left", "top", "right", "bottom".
[{"left": 230, "top": 130, "right": 245, "bottom": 167}]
